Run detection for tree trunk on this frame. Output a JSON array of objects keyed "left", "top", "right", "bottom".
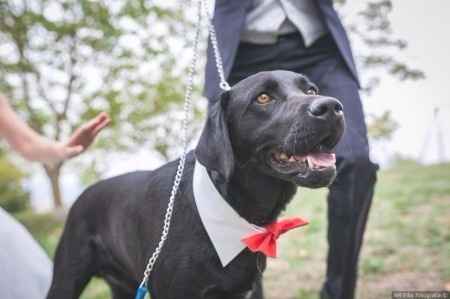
[{"left": 44, "top": 164, "right": 63, "bottom": 209}]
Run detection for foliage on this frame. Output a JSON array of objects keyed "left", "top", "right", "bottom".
[
  {"left": 0, "top": 150, "right": 30, "bottom": 214},
  {"left": 0, "top": 0, "right": 424, "bottom": 207},
  {"left": 335, "top": 0, "right": 425, "bottom": 93},
  {"left": 15, "top": 209, "right": 63, "bottom": 255},
  {"left": 0, "top": 0, "right": 198, "bottom": 206},
  {"left": 336, "top": 0, "right": 426, "bottom": 142},
  {"left": 367, "top": 110, "right": 399, "bottom": 140},
  {"left": 0, "top": 0, "right": 190, "bottom": 144}
]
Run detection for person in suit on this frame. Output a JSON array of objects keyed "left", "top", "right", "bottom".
[{"left": 204, "top": 1, "right": 379, "bottom": 299}]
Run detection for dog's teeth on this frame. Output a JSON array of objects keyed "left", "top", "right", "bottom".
[
  {"left": 307, "top": 156, "right": 319, "bottom": 169},
  {"left": 279, "top": 152, "right": 289, "bottom": 160}
]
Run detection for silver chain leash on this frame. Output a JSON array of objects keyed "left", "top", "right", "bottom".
[
  {"left": 137, "top": 0, "right": 230, "bottom": 291},
  {"left": 201, "top": 0, "right": 231, "bottom": 91}
]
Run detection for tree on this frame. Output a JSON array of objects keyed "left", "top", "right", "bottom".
[
  {"left": 0, "top": 0, "right": 195, "bottom": 208},
  {"left": 0, "top": 149, "right": 30, "bottom": 214},
  {"left": 0, "top": 0, "right": 424, "bottom": 208},
  {"left": 334, "top": 0, "right": 425, "bottom": 142},
  {"left": 367, "top": 111, "right": 399, "bottom": 141},
  {"left": 335, "top": 0, "right": 425, "bottom": 93}
]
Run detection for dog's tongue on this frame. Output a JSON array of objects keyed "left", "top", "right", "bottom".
[{"left": 307, "top": 153, "right": 336, "bottom": 168}]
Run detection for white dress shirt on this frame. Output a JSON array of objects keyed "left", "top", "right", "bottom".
[{"left": 240, "top": 0, "right": 327, "bottom": 46}]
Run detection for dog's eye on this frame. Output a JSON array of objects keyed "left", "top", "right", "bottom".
[
  {"left": 306, "top": 88, "right": 317, "bottom": 95},
  {"left": 256, "top": 93, "right": 272, "bottom": 104}
]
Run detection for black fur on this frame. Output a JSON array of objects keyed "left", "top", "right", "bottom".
[{"left": 47, "top": 71, "right": 344, "bottom": 299}]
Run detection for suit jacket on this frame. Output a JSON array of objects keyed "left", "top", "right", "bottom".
[{"left": 204, "top": 0, "right": 359, "bottom": 99}]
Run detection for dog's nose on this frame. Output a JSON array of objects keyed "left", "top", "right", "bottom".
[{"left": 308, "top": 97, "right": 343, "bottom": 119}]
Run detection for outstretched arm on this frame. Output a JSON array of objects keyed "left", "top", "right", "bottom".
[{"left": 0, "top": 94, "right": 110, "bottom": 165}]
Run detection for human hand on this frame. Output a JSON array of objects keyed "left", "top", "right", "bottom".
[
  {"left": 61, "top": 112, "right": 111, "bottom": 160},
  {"left": 47, "top": 112, "right": 111, "bottom": 165},
  {"left": 0, "top": 93, "right": 111, "bottom": 165}
]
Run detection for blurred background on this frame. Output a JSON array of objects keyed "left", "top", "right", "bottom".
[{"left": 0, "top": 0, "right": 449, "bottom": 298}]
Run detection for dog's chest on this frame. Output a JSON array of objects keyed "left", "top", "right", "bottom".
[
  {"left": 149, "top": 161, "right": 264, "bottom": 297},
  {"left": 154, "top": 211, "right": 264, "bottom": 297}
]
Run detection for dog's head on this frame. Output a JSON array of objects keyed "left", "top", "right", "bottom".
[{"left": 195, "top": 70, "right": 345, "bottom": 188}]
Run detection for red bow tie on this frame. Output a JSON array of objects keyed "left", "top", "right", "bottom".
[{"left": 241, "top": 217, "right": 308, "bottom": 257}]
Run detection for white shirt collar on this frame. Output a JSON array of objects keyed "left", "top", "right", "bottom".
[{"left": 192, "top": 160, "right": 265, "bottom": 267}]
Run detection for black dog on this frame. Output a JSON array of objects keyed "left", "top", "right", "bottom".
[{"left": 47, "top": 70, "right": 344, "bottom": 299}]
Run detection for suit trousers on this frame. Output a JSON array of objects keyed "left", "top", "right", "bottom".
[{"left": 228, "top": 33, "right": 378, "bottom": 299}]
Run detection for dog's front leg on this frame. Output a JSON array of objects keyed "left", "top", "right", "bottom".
[{"left": 247, "top": 278, "right": 264, "bottom": 299}]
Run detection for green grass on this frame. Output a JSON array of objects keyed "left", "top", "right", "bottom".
[
  {"left": 20, "top": 160, "right": 450, "bottom": 299},
  {"left": 267, "top": 160, "right": 450, "bottom": 299}
]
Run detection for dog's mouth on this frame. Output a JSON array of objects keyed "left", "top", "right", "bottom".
[
  {"left": 266, "top": 140, "right": 338, "bottom": 188},
  {"left": 270, "top": 150, "right": 335, "bottom": 173}
]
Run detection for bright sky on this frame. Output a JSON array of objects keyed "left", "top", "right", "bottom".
[
  {"left": 365, "top": 0, "right": 450, "bottom": 164},
  {"left": 28, "top": 0, "right": 450, "bottom": 210}
]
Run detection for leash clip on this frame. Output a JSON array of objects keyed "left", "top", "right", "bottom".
[
  {"left": 220, "top": 81, "right": 231, "bottom": 91},
  {"left": 134, "top": 285, "right": 149, "bottom": 299}
]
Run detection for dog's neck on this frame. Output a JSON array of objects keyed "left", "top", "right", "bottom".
[{"left": 210, "top": 164, "right": 297, "bottom": 226}]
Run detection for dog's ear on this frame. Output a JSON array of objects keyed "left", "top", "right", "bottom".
[{"left": 195, "top": 91, "right": 234, "bottom": 181}]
